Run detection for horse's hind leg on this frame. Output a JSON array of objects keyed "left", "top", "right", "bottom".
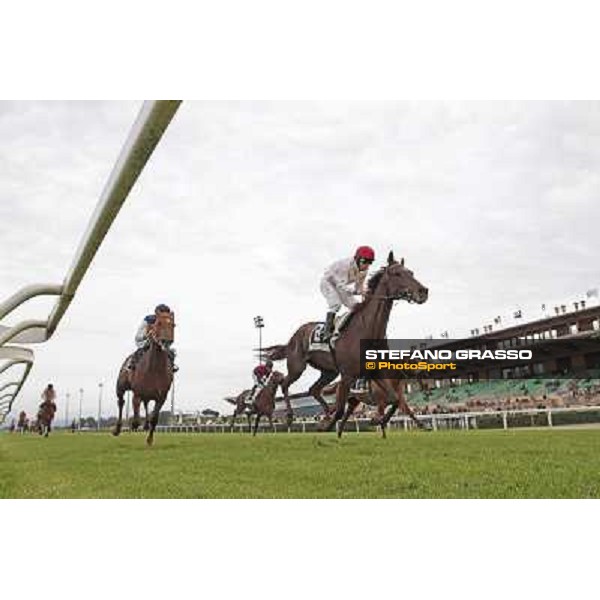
[
  {"left": 308, "top": 369, "right": 338, "bottom": 417},
  {"left": 281, "top": 357, "right": 307, "bottom": 426},
  {"left": 131, "top": 395, "right": 142, "bottom": 432},
  {"left": 143, "top": 401, "right": 150, "bottom": 431}
]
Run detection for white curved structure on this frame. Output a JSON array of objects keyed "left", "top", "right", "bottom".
[{"left": 0, "top": 101, "right": 181, "bottom": 423}]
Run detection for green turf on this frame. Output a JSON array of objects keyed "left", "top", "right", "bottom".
[{"left": 1, "top": 429, "right": 599, "bottom": 498}]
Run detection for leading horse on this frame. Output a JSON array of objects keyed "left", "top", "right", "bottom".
[
  {"left": 113, "top": 310, "right": 175, "bottom": 446},
  {"left": 263, "top": 251, "right": 428, "bottom": 436}
]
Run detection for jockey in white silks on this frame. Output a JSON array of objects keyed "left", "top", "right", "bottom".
[
  {"left": 320, "top": 246, "right": 375, "bottom": 342},
  {"left": 131, "top": 303, "right": 178, "bottom": 372}
]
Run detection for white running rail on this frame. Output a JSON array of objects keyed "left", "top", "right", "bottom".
[{"left": 0, "top": 101, "right": 181, "bottom": 423}]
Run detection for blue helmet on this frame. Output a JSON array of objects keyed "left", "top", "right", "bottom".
[{"left": 144, "top": 314, "right": 157, "bottom": 324}]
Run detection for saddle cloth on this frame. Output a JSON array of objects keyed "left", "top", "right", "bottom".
[{"left": 308, "top": 312, "right": 351, "bottom": 353}]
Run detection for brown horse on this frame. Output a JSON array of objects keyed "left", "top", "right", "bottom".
[
  {"left": 229, "top": 372, "right": 285, "bottom": 435},
  {"left": 37, "top": 400, "right": 57, "bottom": 437},
  {"left": 113, "top": 310, "right": 175, "bottom": 446},
  {"left": 228, "top": 388, "right": 254, "bottom": 432},
  {"left": 250, "top": 371, "right": 285, "bottom": 436},
  {"left": 17, "top": 410, "right": 27, "bottom": 434},
  {"left": 263, "top": 251, "right": 428, "bottom": 436}
]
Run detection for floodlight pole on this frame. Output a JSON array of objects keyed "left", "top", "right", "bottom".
[
  {"left": 78, "top": 388, "right": 83, "bottom": 431},
  {"left": 254, "top": 315, "right": 264, "bottom": 361},
  {"left": 97, "top": 382, "right": 103, "bottom": 431}
]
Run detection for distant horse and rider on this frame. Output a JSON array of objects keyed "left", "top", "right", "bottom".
[
  {"left": 113, "top": 304, "right": 176, "bottom": 446},
  {"left": 262, "top": 247, "right": 429, "bottom": 437},
  {"left": 35, "top": 384, "right": 57, "bottom": 437},
  {"left": 229, "top": 369, "right": 285, "bottom": 436},
  {"left": 17, "top": 410, "right": 28, "bottom": 434}
]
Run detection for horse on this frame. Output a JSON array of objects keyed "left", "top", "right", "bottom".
[
  {"left": 17, "top": 410, "right": 27, "bottom": 434},
  {"left": 249, "top": 371, "right": 285, "bottom": 436},
  {"left": 262, "top": 251, "right": 428, "bottom": 437},
  {"left": 113, "top": 310, "right": 175, "bottom": 446},
  {"left": 228, "top": 389, "right": 254, "bottom": 432},
  {"left": 228, "top": 372, "right": 285, "bottom": 435},
  {"left": 37, "top": 400, "right": 57, "bottom": 437}
]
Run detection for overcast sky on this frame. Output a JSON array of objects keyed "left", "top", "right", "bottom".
[{"left": 1, "top": 101, "right": 599, "bottom": 420}]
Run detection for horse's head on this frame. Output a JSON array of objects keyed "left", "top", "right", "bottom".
[
  {"left": 237, "top": 389, "right": 253, "bottom": 407},
  {"left": 269, "top": 371, "right": 285, "bottom": 389},
  {"left": 151, "top": 310, "right": 176, "bottom": 349},
  {"left": 368, "top": 251, "right": 428, "bottom": 304}
]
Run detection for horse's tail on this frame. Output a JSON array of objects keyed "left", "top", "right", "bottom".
[{"left": 260, "top": 344, "right": 288, "bottom": 361}]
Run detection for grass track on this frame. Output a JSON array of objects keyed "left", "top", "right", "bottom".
[{"left": 1, "top": 429, "right": 600, "bottom": 498}]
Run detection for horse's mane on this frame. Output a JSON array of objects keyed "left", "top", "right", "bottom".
[
  {"left": 348, "top": 266, "right": 390, "bottom": 318},
  {"left": 367, "top": 267, "right": 387, "bottom": 293}
]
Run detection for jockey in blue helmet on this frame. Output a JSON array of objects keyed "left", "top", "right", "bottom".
[{"left": 130, "top": 304, "right": 178, "bottom": 372}]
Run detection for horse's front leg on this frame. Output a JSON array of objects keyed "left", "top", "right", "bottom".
[
  {"left": 379, "top": 379, "right": 423, "bottom": 431},
  {"left": 146, "top": 397, "right": 165, "bottom": 447},
  {"left": 229, "top": 407, "right": 239, "bottom": 432},
  {"left": 252, "top": 413, "right": 261, "bottom": 437},
  {"left": 143, "top": 400, "right": 150, "bottom": 431},
  {"left": 131, "top": 395, "right": 142, "bottom": 432},
  {"left": 113, "top": 392, "right": 125, "bottom": 436}
]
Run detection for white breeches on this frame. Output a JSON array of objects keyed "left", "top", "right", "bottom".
[{"left": 320, "top": 278, "right": 356, "bottom": 312}]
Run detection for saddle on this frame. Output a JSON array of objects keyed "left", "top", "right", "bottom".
[{"left": 308, "top": 312, "right": 352, "bottom": 352}]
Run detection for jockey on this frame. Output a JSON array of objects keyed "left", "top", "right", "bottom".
[
  {"left": 130, "top": 303, "right": 178, "bottom": 372},
  {"left": 40, "top": 383, "right": 56, "bottom": 406},
  {"left": 319, "top": 245, "right": 375, "bottom": 341},
  {"left": 250, "top": 360, "right": 273, "bottom": 402}
]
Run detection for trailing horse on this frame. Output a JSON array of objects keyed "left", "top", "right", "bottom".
[
  {"left": 263, "top": 251, "right": 428, "bottom": 437},
  {"left": 229, "top": 372, "right": 285, "bottom": 435},
  {"left": 228, "top": 389, "right": 254, "bottom": 432},
  {"left": 113, "top": 310, "right": 175, "bottom": 446}
]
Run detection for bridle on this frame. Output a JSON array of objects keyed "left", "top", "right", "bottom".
[{"left": 367, "top": 268, "right": 421, "bottom": 303}]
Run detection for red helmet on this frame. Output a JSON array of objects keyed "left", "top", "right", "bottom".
[{"left": 355, "top": 246, "right": 375, "bottom": 262}]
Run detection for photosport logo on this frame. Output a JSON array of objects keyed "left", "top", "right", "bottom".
[{"left": 360, "top": 337, "right": 600, "bottom": 380}]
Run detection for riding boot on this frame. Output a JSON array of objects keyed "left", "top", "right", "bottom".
[
  {"left": 168, "top": 349, "right": 179, "bottom": 372},
  {"left": 129, "top": 347, "right": 144, "bottom": 371},
  {"left": 322, "top": 311, "right": 336, "bottom": 342}
]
